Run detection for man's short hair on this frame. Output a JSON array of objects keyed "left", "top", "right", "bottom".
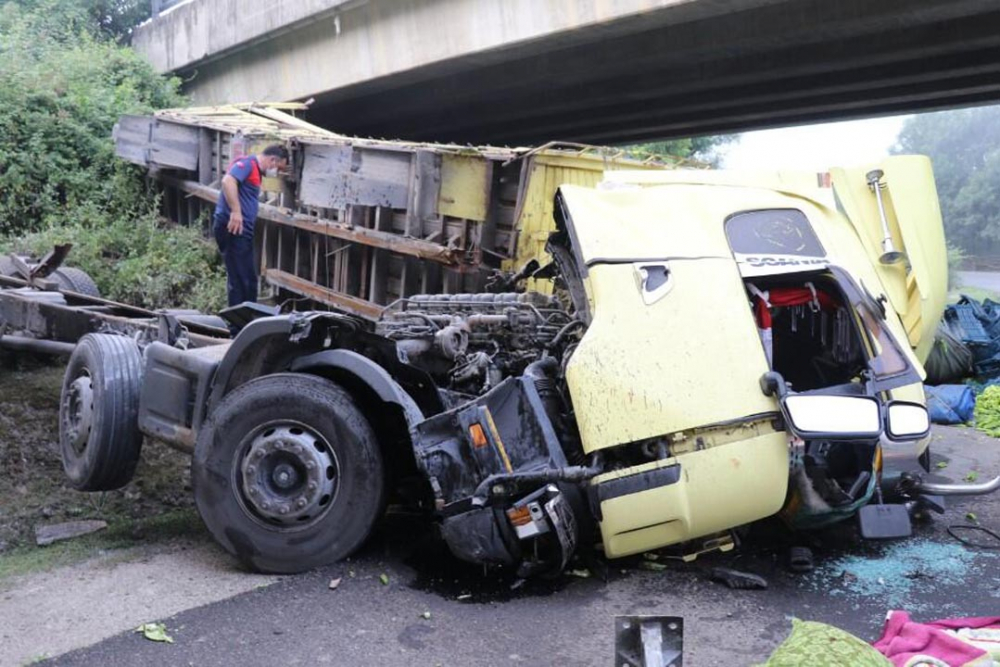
[{"left": 262, "top": 144, "right": 289, "bottom": 161}]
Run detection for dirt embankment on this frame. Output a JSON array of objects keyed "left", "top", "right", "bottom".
[{"left": 0, "top": 354, "right": 200, "bottom": 578}]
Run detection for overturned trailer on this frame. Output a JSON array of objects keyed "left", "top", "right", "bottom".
[{"left": 40, "top": 108, "right": 999, "bottom": 577}]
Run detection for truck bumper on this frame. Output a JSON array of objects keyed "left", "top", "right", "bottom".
[{"left": 594, "top": 431, "right": 789, "bottom": 558}]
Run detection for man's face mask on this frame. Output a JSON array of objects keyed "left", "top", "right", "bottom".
[{"left": 265, "top": 159, "right": 287, "bottom": 177}]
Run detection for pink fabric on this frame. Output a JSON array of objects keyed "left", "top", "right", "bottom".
[{"left": 873, "top": 610, "right": 1000, "bottom": 666}]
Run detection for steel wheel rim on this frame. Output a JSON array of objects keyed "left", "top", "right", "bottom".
[
  {"left": 62, "top": 373, "right": 94, "bottom": 454},
  {"left": 233, "top": 421, "right": 340, "bottom": 529}
]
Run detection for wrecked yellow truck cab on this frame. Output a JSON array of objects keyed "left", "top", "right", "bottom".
[
  {"left": 61, "top": 147, "right": 1000, "bottom": 576},
  {"left": 560, "top": 155, "right": 946, "bottom": 558}
]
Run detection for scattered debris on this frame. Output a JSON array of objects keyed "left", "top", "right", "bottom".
[
  {"left": 135, "top": 622, "right": 173, "bottom": 644},
  {"left": 34, "top": 519, "right": 107, "bottom": 546},
  {"left": 379, "top": 573, "right": 389, "bottom": 585},
  {"left": 966, "top": 471, "right": 980, "bottom": 482},
  {"left": 925, "top": 384, "right": 976, "bottom": 424},
  {"left": 638, "top": 561, "right": 668, "bottom": 572},
  {"left": 967, "top": 512, "right": 979, "bottom": 523},
  {"left": 709, "top": 567, "right": 768, "bottom": 590},
  {"left": 788, "top": 546, "right": 814, "bottom": 573},
  {"left": 874, "top": 610, "right": 1000, "bottom": 666},
  {"left": 975, "top": 386, "right": 1000, "bottom": 437},
  {"left": 348, "top": 570, "right": 356, "bottom": 578},
  {"left": 804, "top": 539, "right": 995, "bottom": 612},
  {"left": 642, "top": 552, "right": 660, "bottom": 561},
  {"left": 566, "top": 569, "right": 592, "bottom": 578},
  {"left": 328, "top": 577, "right": 342, "bottom": 590},
  {"left": 936, "top": 461, "right": 949, "bottom": 469},
  {"left": 456, "top": 594, "right": 472, "bottom": 601},
  {"left": 947, "top": 524, "right": 1000, "bottom": 549},
  {"left": 421, "top": 611, "right": 431, "bottom": 620}
]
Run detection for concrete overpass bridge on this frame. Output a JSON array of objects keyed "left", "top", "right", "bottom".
[{"left": 134, "top": 0, "right": 1000, "bottom": 145}]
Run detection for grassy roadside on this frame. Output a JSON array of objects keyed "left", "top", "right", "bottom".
[
  {"left": 0, "top": 508, "right": 205, "bottom": 584},
  {"left": 948, "top": 286, "right": 1000, "bottom": 303}
]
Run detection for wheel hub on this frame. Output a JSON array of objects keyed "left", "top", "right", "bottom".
[
  {"left": 272, "top": 463, "right": 298, "bottom": 489},
  {"left": 62, "top": 376, "right": 94, "bottom": 454},
  {"left": 240, "top": 424, "right": 337, "bottom": 524}
]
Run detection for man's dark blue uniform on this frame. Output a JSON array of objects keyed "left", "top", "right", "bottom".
[{"left": 213, "top": 155, "right": 263, "bottom": 307}]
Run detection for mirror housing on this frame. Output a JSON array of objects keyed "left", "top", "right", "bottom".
[
  {"left": 781, "top": 394, "right": 882, "bottom": 440},
  {"left": 885, "top": 401, "right": 931, "bottom": 441}
]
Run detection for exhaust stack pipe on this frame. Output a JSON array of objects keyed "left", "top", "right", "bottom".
[
  {"left": 912, "top": 474, "right": 1000, "bottom": 497},
  {"left": 866, "top": 169, "right": 907, "bottom": 265}
]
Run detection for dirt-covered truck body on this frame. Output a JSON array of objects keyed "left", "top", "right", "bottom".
[{"left": 56, "top": 147, "right": 1000, "bottom": 575}]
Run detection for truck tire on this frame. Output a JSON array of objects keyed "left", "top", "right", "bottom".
[
  {"left": 59, "top": 334, "right": 144, "bottom": 491},
  {"left": 52, "top": 267, "right": 101, "bottom": 298},
  {"left": 192, "top": 373, "right": 385, "bottom": 574}
]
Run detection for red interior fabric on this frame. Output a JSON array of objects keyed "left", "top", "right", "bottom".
[{"left": 753, "top": 287, "right": 836, "bottom": 328}]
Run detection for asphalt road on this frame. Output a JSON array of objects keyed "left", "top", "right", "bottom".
[{"left": 43, "top": 426, "right": 1000, "bottom": 667}]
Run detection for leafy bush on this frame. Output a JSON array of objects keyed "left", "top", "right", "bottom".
[
  {"left": 0, "top": 2, "right": 183, "bottom": 235},
  {"left": 0, "top": 1, "right": 228, "bottom": 313},
  {"left": 893, "top": 106, "right": 1000, "bottom": 255},
  {"left": 622, "top": 135, "right": 738, "bottom": 167},
  {"left": 8, "top": 210, "right": 227, "bottom": 314}
]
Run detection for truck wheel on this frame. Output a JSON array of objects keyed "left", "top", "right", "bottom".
[
  {"left": 52, "top": 267, "right": 101, "bottom": 298},
  {"left": 60, "top": 334, "right": 144, "bottom": 491},
  {"left": 192, "top": 373, "right": 385, "bottom": 574}
]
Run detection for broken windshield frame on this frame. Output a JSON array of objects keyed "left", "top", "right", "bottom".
[{"left": 828, "top": 266, "right": 919, "bottom": 392}]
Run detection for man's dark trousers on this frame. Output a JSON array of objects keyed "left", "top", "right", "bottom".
[{"left": 213, "top": 216, "right": 257, "bottom": 307}]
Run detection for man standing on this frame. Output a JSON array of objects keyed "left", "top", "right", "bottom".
[{"left": 213, "top": 144, "right": 289, "bottom": 308}]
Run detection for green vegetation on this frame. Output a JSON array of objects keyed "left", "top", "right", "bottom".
[
  {"left": 621, "top": 135, "right": 738, "bottom": 167},
  {"left": 948, "top": 286, "right": 1000, "bottom": 305},
  {"left": 0, "top": 0, "right": 226, "bottom": 312},
  {"left": 974, "top": 385, "right": 1000, "bottom": 438},
  {"left": 13, "top": 215, "right": 227, "bottom": 314},
  {"left": 10, "top": 0, "right": 152, "bottom": 42},
  {"left": 893, "top": 106, "right": 1000, "bottom": 258},
  {"left": 946, "top": 244, "right": 966, "bottom": 292}
]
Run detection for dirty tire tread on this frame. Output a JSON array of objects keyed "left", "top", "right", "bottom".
[
  {"left": 60, "top": 334, "right": 144, "bottom": 491},
  {"left": 192, "top": 373, "right": 386, "bottom": 574},
  {"left": 52, "top": 267, "right": 101, "bottom": 298}
]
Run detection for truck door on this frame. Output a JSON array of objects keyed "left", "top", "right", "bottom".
[{"left": 555, "top": 184, "right": 778, "bottom": 453}]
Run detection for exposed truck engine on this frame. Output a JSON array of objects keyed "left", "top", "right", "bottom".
[{"left": 377, "top": 292, "right": 576, "bottom": 395}]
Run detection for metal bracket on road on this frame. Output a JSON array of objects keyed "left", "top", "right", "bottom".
[{"left": 615, "top": 616, "right": 683, "bottom": 667}]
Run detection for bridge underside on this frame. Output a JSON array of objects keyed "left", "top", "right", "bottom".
[{"left": 173, "top": 0, "right": 1000, "bottom": 145}]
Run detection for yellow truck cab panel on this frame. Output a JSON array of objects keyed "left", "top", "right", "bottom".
[{"left": 558, "top": 158, "right": 942, "bottom": 557}]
